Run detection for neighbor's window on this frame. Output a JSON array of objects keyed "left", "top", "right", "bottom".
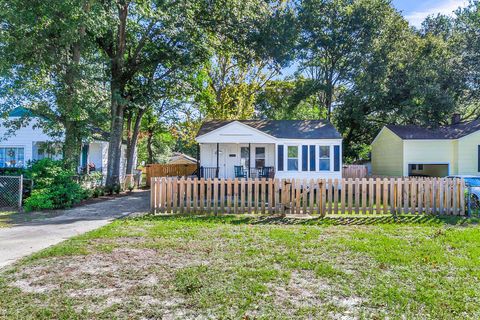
[
  {"left": 0, "top": 147, "right": 24, "bottom": 168},
  {"left": 255, "top": 147, "right": 265, "bottom": 168},
  {"left": 319, "top": 146, "right": 330, "bottom": 171},
  {"left": 287, "top": 146, "right": 298, "bottom": 171}
]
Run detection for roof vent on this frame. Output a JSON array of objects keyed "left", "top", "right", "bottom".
[{"left": 451, "top": 113, "right": 461, "bottom": 125}]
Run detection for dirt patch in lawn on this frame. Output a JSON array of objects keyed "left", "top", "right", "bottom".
[{"left": 7, "top": 241, "right": 214, "bottom": 316}]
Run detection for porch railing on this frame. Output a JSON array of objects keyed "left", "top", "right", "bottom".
[
  {"left": 198, "top": 166, "right": 275, "bottom": 179},
  {"left": 199, "top": 166, "right": 219, "bottom": 179}
]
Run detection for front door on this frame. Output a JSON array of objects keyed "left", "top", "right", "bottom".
[{"left": 223, "top": 145, "right": 238, "bottom": 179}]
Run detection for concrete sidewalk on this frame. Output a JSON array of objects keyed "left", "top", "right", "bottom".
[{"left": 0, "top": 190, "right": 149, "bottom": 269}]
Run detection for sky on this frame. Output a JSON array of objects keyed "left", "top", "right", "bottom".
[{"left": 392, "top": 0, "right": 469, "bottom": 27}]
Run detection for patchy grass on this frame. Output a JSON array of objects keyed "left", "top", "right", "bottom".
[{"left": 0, "top": 214, "right": 479, "bottom": 319}]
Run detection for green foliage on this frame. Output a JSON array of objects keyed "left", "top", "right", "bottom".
[{"left": 23, "top": 159, "right": 87, "bottom": 212}]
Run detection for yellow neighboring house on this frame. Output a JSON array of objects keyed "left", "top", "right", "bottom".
[{"left": 371, "top": 116, "right": 480, "bottom": 177}]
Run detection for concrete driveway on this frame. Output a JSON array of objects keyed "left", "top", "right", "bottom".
[{"left": 0, "top": 190, "right": 149, "bottom": 269}]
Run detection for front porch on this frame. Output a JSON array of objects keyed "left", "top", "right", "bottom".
[{"left": 198, "top": 143, "right": 275, "bottom": 179}]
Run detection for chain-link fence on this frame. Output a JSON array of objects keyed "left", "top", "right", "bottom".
[{"left": 0, "top": 175, "right": 27, "bottom": 210}]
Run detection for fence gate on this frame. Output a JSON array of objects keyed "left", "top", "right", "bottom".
[{"left": 0, "top": 175, "right": 24, "bottom": 210}]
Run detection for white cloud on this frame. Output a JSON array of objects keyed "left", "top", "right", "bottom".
[{"left": 404, "top": 0, "right": 468, "bottom": 27}]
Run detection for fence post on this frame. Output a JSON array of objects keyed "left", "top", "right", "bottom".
[{"left": 18, "top": 174, "right": 23, "bottom": 211}]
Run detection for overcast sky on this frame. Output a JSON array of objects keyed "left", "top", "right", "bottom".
[{"left": 392, "top": 0, "right": 468, "bottom": 27}]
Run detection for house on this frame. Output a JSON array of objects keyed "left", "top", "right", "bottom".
[
  {"left": 371, "top": 115, "right": 480, "bottom": 177},
  {"left": 0, "top": 108, "right": 132, "bottom": 177},
  {"left": 195, "top": 120, "right": 343, "bottom": 179},
  {"left": 167, "top": 152, "right": 197, "bottom": 165}
]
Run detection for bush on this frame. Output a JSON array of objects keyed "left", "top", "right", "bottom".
[{"left": 23, "top": 159, "right": 88, "bottom": 212}]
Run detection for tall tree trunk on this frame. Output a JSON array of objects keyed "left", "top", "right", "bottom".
[
  {"left": 62, "top": 43, "right": 82, "bottom": 171},
  {"left": 147, "top": 128, "right": 154, "bottom": 164},
  {"left": 325, "top": 78, "right": 333, "bottom": 121},
  {"left": 105, "top": 1, "right": 128, "bottom": 188},
  {"left": 125, "top": 108, "right": 146, "bottom": 174},
  {"left": 106, "top": 95, "right": 125, "bottom": 188},
  {"left": 63, "top": 122, "right": 82, "bottom": 171},
  {"left": 61, "top": 4, "right": 89, "bottom": 172}
]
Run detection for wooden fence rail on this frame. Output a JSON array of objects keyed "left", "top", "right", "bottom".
[
  {"left": 145, "top": 163, "right": 197, "bottom": 186},
  {"left": 151, "top": 177, "right": 465, "bottom": 216}
]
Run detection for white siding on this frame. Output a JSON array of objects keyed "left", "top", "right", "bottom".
[
  {"left": 0, "top": 118, "right": 132, "bottom": 176},
  {"left": 199, "top": 138, "right": 342, "bottom": 180},
  {"left": 275, "top": 139, "right": 342, "bottom": 180},
  {"left": 0, "top": 118, "right": 57, "bottom": 165}
]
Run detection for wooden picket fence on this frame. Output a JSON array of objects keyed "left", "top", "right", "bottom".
[
  {"left": 342, "top": 164, "right": 368, "bottom": 179},
  {"left": 145, "top": 163, "right": 197, "bottom": 186},
  {"left": 150, "top": 177, "right": 465, "bottom": 216}
]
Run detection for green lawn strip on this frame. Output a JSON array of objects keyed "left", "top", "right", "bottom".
[{"left": 1, "top": 215, "right": 479, "bottom": 319}]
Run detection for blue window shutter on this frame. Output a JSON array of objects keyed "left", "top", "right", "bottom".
[
  {"left": 302, "top": 145, "right": 308, "bottom": 171},
  {"left": 309, "top": 145, "right": 316, "bottom": 171},
  {"left": 334, "top": 145, "right": 340, "bottom": 172},
  {"left": 278, "top": 145, "right": 284, "bottom": 171}
]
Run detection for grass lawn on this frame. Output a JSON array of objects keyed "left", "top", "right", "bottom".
[{"left": 0, "top": 214, "right": 479, "bottom": 319}]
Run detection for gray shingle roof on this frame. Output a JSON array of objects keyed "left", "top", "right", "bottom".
[
  {"left": 386, "top": 119, "right": 480, "bottom": 140},
  {"left": 197, "top": 120, "right": 342, "bottom": 139}
]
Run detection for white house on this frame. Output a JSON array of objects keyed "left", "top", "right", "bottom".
[
  {"left": 195, "top": 120, "right": 343, "bottom": 180},
  {"left": 0, "top": 108, "right": 130, "bottom": 177}
]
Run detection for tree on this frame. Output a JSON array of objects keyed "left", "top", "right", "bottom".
[
  {"left": 194, "top": 0, "right": 296, "bottom": 120},
  {"left": 335, "top": 9, "right": 463, "bottom": 161},
  {"left": 452, "top": 1, "right": 480, "bottom": 119},
  {"left": 0, "top": 0, "right": 107, "bottom": 169},
  {"left": 297, "top": 0, "right": 394, "bottom": 120},
  {"left": 136, "top": 108, "right": 175, "bottom": 165},
  {"left": 254, "top": 79, "right": 320, "bottom": 119},
  {"left": 90, "top": 0, "right": 215, "bottom": 188}
]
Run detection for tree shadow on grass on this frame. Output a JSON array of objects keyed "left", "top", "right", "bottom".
[{"left": 140, "top": 213, "right": 479, "bottom": 227}]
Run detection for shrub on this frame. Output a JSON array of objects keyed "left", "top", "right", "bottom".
[{"left": 23, "top": 159, "right": 87, "bottom": 212}]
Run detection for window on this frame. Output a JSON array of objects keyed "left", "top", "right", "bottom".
[
  {"left": 302, "top": 145, "right": 308, "bottom": 171},
  {"left": 478, "top": 145, "right": 480, "bottom": 172},
  {"left": 0, "top": 147, "right": 25, "bottom": 168},
  {"left": 277, "top": 145, "right": 284, "bottom": 171},
  {"left": 334, "top": 145, "right": 340, "bottom": 172},
  {"left": 319, "top": 146, "right": 330, "bottom": 171},
  {"left": 418, "top": 164, "right": 424, "bottom": 170},
  {"left": 309, "top": 145, "right": 316, "bottom": 171},
  {"left": 255, "top": 147, "right": 265, "bottom": 168},
  {"left": 240, "top": 147, "right": 249, "bottom": 169},
  {"left": 287, "top": 146, "right": 298, "bottom": 171}
]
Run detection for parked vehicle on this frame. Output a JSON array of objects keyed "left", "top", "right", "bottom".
[{"left": 447, "top": 176, "right": 480, "bottom": 215}]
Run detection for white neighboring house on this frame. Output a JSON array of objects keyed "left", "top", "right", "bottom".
[
  {"left": 0, "top": 108, "right": 131, "bottom": 178},
  {"left": 195, "top": 120, "right": 343, "bottom": 180}
]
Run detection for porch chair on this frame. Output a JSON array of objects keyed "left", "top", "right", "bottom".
[
  {"left": 259, "top": 166, "right": 274, "bottom": 179},
  {"left": 234, "top": 166, "right": 248, "bottom": 178}
]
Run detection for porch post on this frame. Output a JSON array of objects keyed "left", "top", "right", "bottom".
[
  {"left": 196, "top": 143, "right": 200, "bottom": 177},
  {"left": 248, "top": 143, "right": 251, "bottom": 178},
  {"left": 216, "top": 143, "right": 219, "bottom": 178}
]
